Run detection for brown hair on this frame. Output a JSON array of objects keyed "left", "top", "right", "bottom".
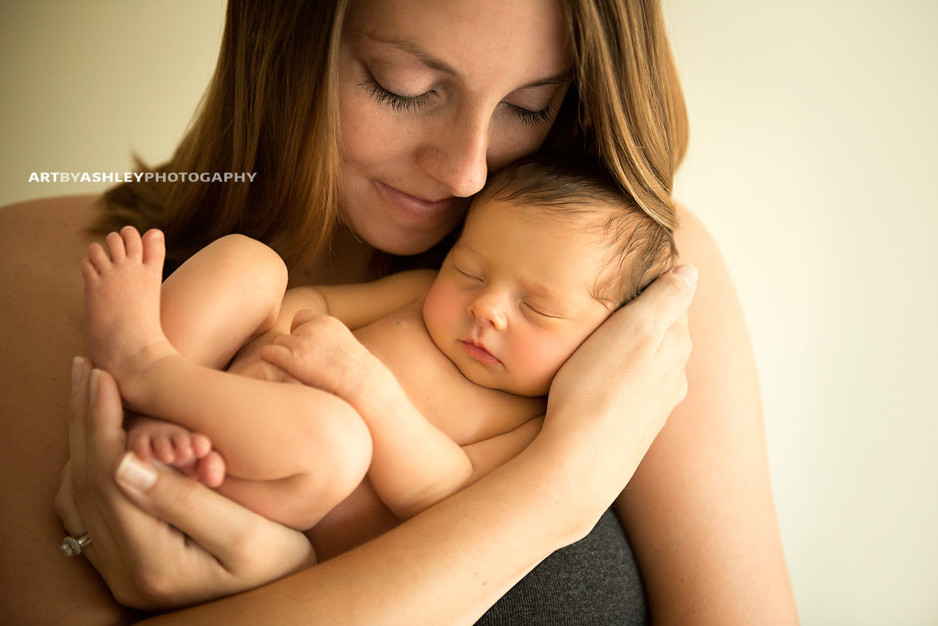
[
  {"left": 96, "top": 0, "right": 686, "bottom": 274},
  {"left": 545, "top": 0, "right": 688, "bottom": 232},
  {"left": 97, "top": 0, "right": 349, "bottom": 271},
  {"left": 474, "top": 157, "right": 673, "bottom": 307}
]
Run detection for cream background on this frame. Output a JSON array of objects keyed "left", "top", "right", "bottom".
[{"left": 1, "top": 2, "right": 936, "bottom": 623}]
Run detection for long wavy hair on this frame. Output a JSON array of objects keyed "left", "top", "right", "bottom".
[{"left": 95, "top": 0, "right": 686, "bottom": 273}]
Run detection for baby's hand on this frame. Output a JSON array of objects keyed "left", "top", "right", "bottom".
[
  {"left": 126, "top": 416, "right": 226, "bottom": 488},
  {"left": 260, "top": 309, "right": 380, "bottom": 402}
]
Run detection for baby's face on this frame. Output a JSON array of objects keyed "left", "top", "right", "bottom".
[{"left": 423, "top": 198, "right": 613, "bottom": 396}]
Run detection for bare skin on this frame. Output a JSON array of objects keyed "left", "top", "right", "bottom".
[
  {"left": 81, "top": 228, "right": 226, "bottom": 486},
  {"left": 1, "top": 194, "right": 796, "bottom": 623},
  {"left": 82, "top": 228, "right": 175, "bottom": 412},
  {"left": 0, "top": 196, "right": 140, "bottom": 625}
]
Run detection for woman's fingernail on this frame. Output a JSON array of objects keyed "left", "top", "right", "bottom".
[
  {"left": 672, "top": 265, "right": 698, "bottom": 290},
  {"left": 72, "top": 357, "right": 85, "bottom": 390},
  {"left": 89, "top": 369, "right": 101, "bottom": 400},
  {"left": 117, "top": 452, "right": 157, "bottom": 492}
]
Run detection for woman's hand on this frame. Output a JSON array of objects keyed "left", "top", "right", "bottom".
[
  {"left": 541, "top": 265, "right": 697, "bottom": 514},
  {"left": 55, "top": 357, "right": 316, "bottom": 610}
]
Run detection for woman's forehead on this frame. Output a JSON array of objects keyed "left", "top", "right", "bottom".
[{"left": 344, "top": 0, "right": 570, "bottom": 86}]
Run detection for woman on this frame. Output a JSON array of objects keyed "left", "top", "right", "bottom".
[{"left": 0, "top": 0, "right": 797, "bottom": 623}]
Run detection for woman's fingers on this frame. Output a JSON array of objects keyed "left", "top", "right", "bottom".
[
  {"left": 550, "top": 264, "right": 697, "bottom": 438},
  {"left": 618, "top": 264, "right": 697, "bottom": 338},
  {"left": 114, "top": 452, "right": 316, "bottom": 582},
  {"left": 60, "top": 360, "right": 313, "bottom": 608}
]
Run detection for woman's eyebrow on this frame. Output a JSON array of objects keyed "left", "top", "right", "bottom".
[
  {"left": 515, "top": 73, "right": 572, "bottom": 90},
  {"left": 363, "top": 32, "right": 571, "bottom": 89}
]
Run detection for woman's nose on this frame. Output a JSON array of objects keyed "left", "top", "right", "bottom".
[
  {"left": 468, "top": 289, "right": 507, "bottom": 331},
  {"left": 419, "top": 108, "right": 489, "bottom": 198}
]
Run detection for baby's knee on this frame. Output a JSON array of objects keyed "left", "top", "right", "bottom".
[
  {"left": 211, "top": 235, "right": 288, "bottom": 293},
  {"left": 297, "top": 397, "right": 372, "bottom": 499},
  {"left": 281, "top": 400, "right": 370, "bottom": 528}
]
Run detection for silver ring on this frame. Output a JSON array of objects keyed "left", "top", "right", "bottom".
[{"left": 60, "top": 533, "right": 92, "bottom": 557}]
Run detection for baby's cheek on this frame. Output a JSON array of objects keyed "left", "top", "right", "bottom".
[
  {"left": 424, "top": 283, "right": 463, "bottom": 332},
  {"left": 510, "top": 335, "right": 570, "bottom": 395}
]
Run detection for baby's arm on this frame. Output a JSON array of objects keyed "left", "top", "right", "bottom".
[
  {"left": 352, "top": 361, "right": 474, "bottom": 519},
  {"left": 263, "top": 312, "right": 472, "bottom": 520},
  {"left": 303, "top": 269, "right": 437, "bottom": 329},
  {"left": 229, "top": 269, "right": 436, "bottom": 371}
]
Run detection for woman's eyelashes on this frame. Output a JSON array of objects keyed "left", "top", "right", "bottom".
[
  {"left": 365, "top": 77, "right": 435, "bottom": 112},
  {"left": 505, "top": 102, "right": 556, "bottom": 126},
  {"left": 364, "top": 74, "right": 556, "bottom": 125}
]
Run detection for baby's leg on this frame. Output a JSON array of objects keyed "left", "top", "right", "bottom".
[
  {"left": 138, "top": 232, "right": 288, "bottom": 483},
  {"left": 82, "top": 227, "right": 177, "bottom": 405},
  {"left": 83, "top": 228, "right": 371, "bottom": 528},
  {"left": 160, "top": 234, "right": 289, "bottom": 369}
]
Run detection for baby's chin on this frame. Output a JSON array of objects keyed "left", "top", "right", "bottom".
[{"left": 455, "top": 362, "right": 548, "bottom": 398}]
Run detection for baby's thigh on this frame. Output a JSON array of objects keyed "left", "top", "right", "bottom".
[{"left": 161, "top": 236, "right": 288, "bottom": 368}]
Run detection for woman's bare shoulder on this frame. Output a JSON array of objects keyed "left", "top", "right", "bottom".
[
  {"left": 0, "top": 196, "right": 138, "bottom": 622},
  {"left": 673, "top": 203, "right": 723, "bottom": 269},
  {"left": 671, "top": 202, "right": 743, "bottom": 328},
  {"left": 0, "top": 194, "right": 103, "bottom": 364},
  {"left": 0, "top": 194, "right": 101, "bottom": 240},
  {"left": 0, "top": 194, "right": 102, "bottom": 280}
]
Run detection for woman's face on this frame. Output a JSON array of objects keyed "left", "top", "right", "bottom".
[{"left": 337, "top": 0, "right": 571, "bottom": 256}]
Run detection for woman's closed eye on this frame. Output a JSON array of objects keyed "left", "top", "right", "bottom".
[
  {"left": 364, "top": 76, "right": 436, "bottom": 113},
  {"left": 366, "top": 74, "right": 557, "bottom": 126},
  {"left": 504, "top": 102, "right": 556, "bottom": 126}
]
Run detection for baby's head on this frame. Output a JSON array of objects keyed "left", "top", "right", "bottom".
[{"left": 423, "top": 158, "right": 674, "bottom": 396}]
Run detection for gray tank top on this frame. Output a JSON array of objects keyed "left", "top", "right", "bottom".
[{"left": 475, "top": 508, "right": 648, "bottom": 625}]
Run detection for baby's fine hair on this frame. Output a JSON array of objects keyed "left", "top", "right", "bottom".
[{"left": 473, "top": 157, "right": 675, "bottom": 308}]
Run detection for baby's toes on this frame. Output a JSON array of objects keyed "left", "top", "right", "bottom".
[
  {"left": 120, "top": 226, "right": 143, "bottom": 261},
  {"left": 197, "top": 451, "right": 226, "bottom": 488},
  {"left": 171, "top": 432, "right": 195, "bottom": 465},
  {"left": 141, "top": 229, "right": 166, "bottom": 268},
  {"left": 189, "top": 433, "right": 213, "bottom": 458},
  {"left": 85, "top": 242, "right": 111, "bottom": 274},
  {"left": 130, "top": 434, "right": 155, "bottom": 463},
  {"left": 105, "top": 231, "right": 127, "bottom": 262},
  {"left": 152, "top": 434, "right": 177, "bottom": 465}
]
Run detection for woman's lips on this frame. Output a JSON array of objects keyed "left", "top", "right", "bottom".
[
  {"left": 460, "top": 340, "right": 502, "bottom": 366},
  {"left": 376, "top": 181, "right": 456, "bottom": 226}
]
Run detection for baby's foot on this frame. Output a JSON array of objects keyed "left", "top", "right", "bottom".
[
  {"left": 82, "top": 227, "right": 175, "bottom": 407},
  {"left": 127, "top": 417, "right": 227, "bottom": 488}
]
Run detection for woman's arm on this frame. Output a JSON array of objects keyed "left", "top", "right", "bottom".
[
  {"left": 616, "top": 206, "right": 799, "bottom": 624},
  {"left": 60, "top": 265, "right": 696, "bottom": 622}
]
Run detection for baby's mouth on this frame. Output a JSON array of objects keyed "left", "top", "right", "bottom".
[{"left": 459, "top": 339, "right": 502, "bottom": 366}]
